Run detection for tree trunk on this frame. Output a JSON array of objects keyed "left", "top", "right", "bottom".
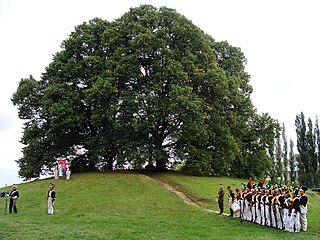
[
  {"left": 155, "top": 149, "right": 167, "bottom": 171},
  {"left": 107, "top": 156, "right": 113, "bottom": 170}
]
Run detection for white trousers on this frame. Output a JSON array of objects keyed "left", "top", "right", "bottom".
[
  {"left": 271, "top": 207, "right": 277, "bottom": 228},
  {"left": 283, "top": 209, "right": 290, "bottom": 231},
  {"left": 246, "top": 202, "right": 252, "bottom": 221},
  {"left": 265, "top": 206, "right": 271, "bottom": 226},
  {"left": 255, "top": 203, "right": 261, "bottom": 224},
  {"left": 235, "top": 200, "right": 240, "bottom": 217},
  {"left": 288, "top": 212, "right": 301, "bottom": 232},
  {"left": 276, "top": 206, "right": 282, "bottom": 229},
  {"left": 260, "top": 204, "right": 265, "bottom": 225},
  {"left": 48, "top": 197, "right": 54, "bottom": 214},
  {"left": 300, "top": 213, "right": 307, "bottom": 231},
  {"left": 251, "top": 203, "right": 256, "bottom": 222},
  {"left": 242, "top": 200, "right": 248, "bottom": 220}
]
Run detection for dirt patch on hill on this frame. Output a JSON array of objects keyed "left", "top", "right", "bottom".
[{"left": 147, "top": 174, "right": 226, "bottom": 215}]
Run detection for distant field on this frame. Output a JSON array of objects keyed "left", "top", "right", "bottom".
[{"left": 0, "top": 171, "right": 319, "bottom": 239}]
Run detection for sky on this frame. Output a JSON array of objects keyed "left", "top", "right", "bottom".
[{"left": 0, "top": 0, "right": 319, "bottom": 187}]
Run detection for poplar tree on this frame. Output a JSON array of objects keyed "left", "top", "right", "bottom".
[
  {"left": 282, "top": 123, "right": 288, "bottom": 185},
  {"left": 274, "top": 126, "right": 282, "bottom": 183},
  {"left": 315, "top": 117, "right": 320, "bottom": 186},
  {"left": 289, "top": 139, "right": 296, "bottom": 184},
  {"left": 295, "top": 112, "right": 307, "bottom": 185},
  {"left": 306, "top": 118, "right": 316, "bottom": 186}
]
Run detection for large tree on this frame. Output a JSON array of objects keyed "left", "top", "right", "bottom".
[{"left": 12, "top": 5, "right": 277, "bottom": 179}]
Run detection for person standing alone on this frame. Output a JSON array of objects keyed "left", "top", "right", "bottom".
[
  {"left": 217, "top": 183, "right": 225, "bottom": 214},
  {"left": 299, "top": 185, "right": 308, "bottom": 231},
  {"left": 47, "top": 183, "right": 56, "bottom": 214},
  {"left": 9, "top": 184, "right": 19, "bottom": 214}
]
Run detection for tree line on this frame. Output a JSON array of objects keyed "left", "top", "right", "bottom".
[
  {"left": 271, "top": 113, "right": 320, "bottom": 188},
  {"left": 12, "top": 5, "right": 279, "bottom": 180}
]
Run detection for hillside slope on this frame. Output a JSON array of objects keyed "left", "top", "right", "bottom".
[{"left": 0, "top": 172, "right": 319, "bottom": 239}]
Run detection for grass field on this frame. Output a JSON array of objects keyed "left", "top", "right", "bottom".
[{"left": 0, "top": 171, "right": 319, "bottom": 239}]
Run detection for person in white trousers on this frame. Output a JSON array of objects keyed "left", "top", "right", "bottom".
[
  {"left": 299, "top": 186, "right": 308, "bottom": 232},
  {"left": 47, "top": 183, "right": 56, "bottom": 214},
  {"left": 289, "top": 189, "right": 301, "bottom": 232}
]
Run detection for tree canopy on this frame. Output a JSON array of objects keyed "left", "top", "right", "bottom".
[{"left": 12, "top": 5, "right": 278, "bottom": 179}]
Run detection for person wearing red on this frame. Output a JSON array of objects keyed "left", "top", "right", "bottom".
[{"left": 247, "top": 177, "right": 253, "bottom": 189}]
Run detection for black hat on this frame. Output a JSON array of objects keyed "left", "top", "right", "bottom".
[{"left": 300, "top": 185, "right": 308, "bottom": 192}]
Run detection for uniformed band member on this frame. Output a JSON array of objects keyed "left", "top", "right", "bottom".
[
  {"left": 237, "top": 181, "right": 309, "bottom": 233},
  {"left": 47, "top": 183, "right": 56, "bottom": 214},
  {"left": 299, "top": 186, "right": 308, "bottom": 231},
  {"left": 217, "top": 183, "right": 224, "bottom": 214},
  {"left": 9, "top": 184, "right": 19, "bottom": 214},
  {"left": 227, "top": 186, "right": 235, "bottom": 217}
]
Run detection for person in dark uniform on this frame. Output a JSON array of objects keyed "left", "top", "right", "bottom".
[
  {"left": 217, "top": 183, "right": 225, "bottom": 214},
  {"left": 245, "top": 188, "right": 253, "bottom": 221},
  {"left": 299, "top": 185, "right": 308, "bottom": 231},
  {"left": 9, "top": 184, "right": 19, "bottom": 214},
  {"left": 47, "top": 183, "right": 56, "bottom": 214},
  {"left": 290, "top": 189, "right": 301, "bottom": 232},
  {"left": 227, "top": 186, "right": 235, "bottom": 217},
  {"left": 277, "top": 189, "right": 286, "bottom": 230}
]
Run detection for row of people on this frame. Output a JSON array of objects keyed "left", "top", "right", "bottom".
[{"left": 235, "top": 185, "right": 308, "bottom": 232}]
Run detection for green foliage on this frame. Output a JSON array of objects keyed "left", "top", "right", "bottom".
[
  {"left": 289, "top": 139, "right": 296, "bottom": 183},
  {"left": 282, "top": 123, "right": 288, "bottom": 184},
  {"left": 12, "top": 5, "right": 278, "bottom": 179},
  {"left": 274, "top": 126, "right": 283, "bottom": 181},
  {"left": 295, "top": 112, "right": 320, "bottom": 187},
  {"left": 296, "top": 112, "right": 307, "bottom": 185},
  {"left": 232, "top": 113, "right": 278, "bottom": 178}
]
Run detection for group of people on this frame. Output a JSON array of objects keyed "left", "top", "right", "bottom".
[
  {"left": 217, "top": 179, "right": 309, "bottom": 232},
  {"left": 6, "top": 182, "right": 57, "bottom": 215},
  {"left": 54, "top": 163, "right": 71, "bottom": 180}
]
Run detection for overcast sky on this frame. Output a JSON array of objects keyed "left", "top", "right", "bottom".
[{"left": 1, "top": 0, "right": 319, "bottom": 187}]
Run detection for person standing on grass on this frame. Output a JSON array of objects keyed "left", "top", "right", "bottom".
[
  {"left": 227, "top": 186, "right": 235, "bottom": 217},
  {"left": 289, "top": 189, "right": 301, "bottom": 232},
  {"left": 66, "top": 165, "right": 71, "bottom": 180},
  {"left": 235, "top": 188, "right": 241, "bottom": 218},
  {"left": 48, "top": 183, "right": 56, "bottom": 214},
  {"left": 217, "top": 183, "right": 224, "bottom": 214},
  {"left": 299, "top": 186, "right": 308, "bottom": 232},
  {"left": 54, "top": 165, "right": 59, "bottom": 180},
  {"left": 9, "top": 184, "right": 19, "bottom": 214}
]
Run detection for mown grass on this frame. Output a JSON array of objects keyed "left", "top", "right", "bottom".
[
  {"left": 152, "top": 171, "right": 320, "bottom": 234},
  {"left": 0, "top": 171, "right": 319, "bottom": 239}
]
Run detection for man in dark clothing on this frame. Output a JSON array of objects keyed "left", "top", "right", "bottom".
[
  {"left": 217, "top": 183, "right": 224, "bottom": 214},
  {"left": 227, "top": 186, "right": 235, "bottom": 217},
  {"left": 9, "top": 184, "right": 19, "bottom": 214},
  {"left": 300, "top": 185, "right": 308, "bottom": 231}
]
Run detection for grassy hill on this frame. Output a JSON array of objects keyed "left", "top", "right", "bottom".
[{"left": 0, "top": 171, "right": 319, "bottom": 239}]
